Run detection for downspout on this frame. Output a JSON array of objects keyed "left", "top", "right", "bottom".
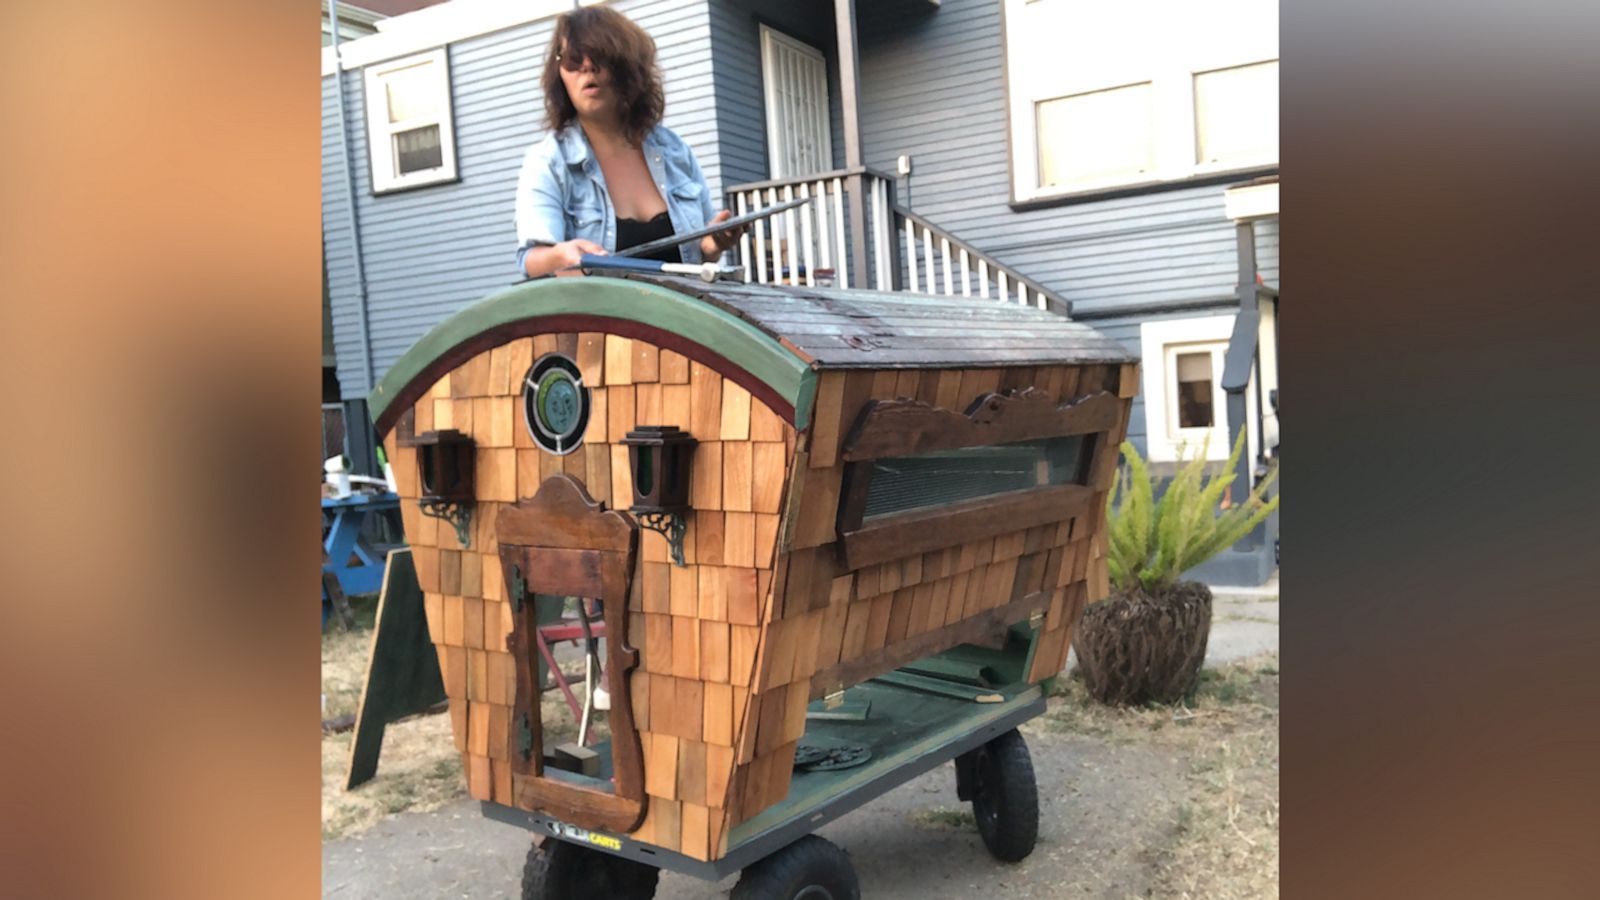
[{"left": 329, "top": 0, "right": 376, "bottom": 394}]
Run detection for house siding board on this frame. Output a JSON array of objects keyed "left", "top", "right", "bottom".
[
  {"left": 856, "top": 0, "right": 1280, "bottom": 317},
  {"left": 322, "top": 0, "right": 721, "bottom": 400}
]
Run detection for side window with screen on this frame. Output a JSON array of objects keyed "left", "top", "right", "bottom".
[{"left": 862, "top": 434, "right": 1092, "bottom": 519}]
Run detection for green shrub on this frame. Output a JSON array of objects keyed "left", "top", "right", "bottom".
[{"left": 1105, "top": 430, "right": 1278, "bottom": 594}]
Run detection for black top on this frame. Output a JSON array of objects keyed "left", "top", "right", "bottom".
[{"left": 616, "top": 211, "right": 679, "bottom": 263}]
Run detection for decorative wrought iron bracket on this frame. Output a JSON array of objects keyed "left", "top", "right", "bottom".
[
  {"left": 636, "top": 510, "right": 687, "bottom": 567},
  {"left": 419, "top": 498, "right": 473, "bottom": 548}
]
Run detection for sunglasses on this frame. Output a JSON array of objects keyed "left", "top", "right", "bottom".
[{"left": 555, "top": 49, "right": 603, "bottom": 72}]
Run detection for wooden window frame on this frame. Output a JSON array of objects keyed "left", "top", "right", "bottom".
[
  {"left": 362, "top": 47, "right": 459, "bottom": 195},
  {"left": 835, "top": 387, "right": 1121, "bottom": 570}
]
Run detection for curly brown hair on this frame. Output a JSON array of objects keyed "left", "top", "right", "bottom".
[{"left": 542, "top": 7, "right": 665, "bottom": 146}]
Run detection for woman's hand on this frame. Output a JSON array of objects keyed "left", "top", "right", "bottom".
[
  {"left": 699, "top": 210, "right": 745, "bottom": 258},
  {"left": 525, "top": 239, "right": 607, "bottom": 278}
]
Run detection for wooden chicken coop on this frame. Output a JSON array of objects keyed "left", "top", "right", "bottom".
[{"left": 368, "top": 272, "right": 1138, "bottom": 897}]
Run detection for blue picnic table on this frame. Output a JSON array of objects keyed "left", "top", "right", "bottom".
[{"left": 322, "top": 491, "right": 403, "bottom": 599}]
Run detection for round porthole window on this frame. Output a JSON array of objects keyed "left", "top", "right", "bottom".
[{"left": 522, "top": 353, "right": 590, "bottom": 455}]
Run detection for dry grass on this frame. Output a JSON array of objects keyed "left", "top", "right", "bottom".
[{"left": 1039, "top": 654, "right": 1280, "bottom": 899}]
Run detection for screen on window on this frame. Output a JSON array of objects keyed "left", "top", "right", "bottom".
[{"left": 863, "top": 435, "right": 1091, "bottom": 520}]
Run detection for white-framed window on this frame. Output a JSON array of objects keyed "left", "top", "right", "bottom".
[
  {"left": 1140, "top": 315, "right": 1251, "bottom": 463},
  {"left": 1003, "top": 0, "right": 1278, "bottom": 201},
  {"left": 363, "top": 47, "right": 458, "bottom": 194}
]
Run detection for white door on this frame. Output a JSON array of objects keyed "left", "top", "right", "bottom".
[{"left": 761, "top": 26, "right": 832, "bottom": 179}]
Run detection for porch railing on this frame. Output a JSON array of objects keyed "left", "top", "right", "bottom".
[{"left": 725, "top": 169, "right": 1071, "bottom": 316}]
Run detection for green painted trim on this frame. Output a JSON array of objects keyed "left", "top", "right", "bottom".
[{"left": 367, "top": 277, "right": 815, "bottom": 430}]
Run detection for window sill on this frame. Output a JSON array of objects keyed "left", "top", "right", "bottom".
[
  {"left": 1009, "top": 165, "right": 1277, "bottom": 212},
  {"left": 371, "top": 171, "right": 462, "bottom": 197}
]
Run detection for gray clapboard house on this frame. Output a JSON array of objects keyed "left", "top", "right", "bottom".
[{"left": 322, "top": 0, "right": 1280, "bottom": 585}]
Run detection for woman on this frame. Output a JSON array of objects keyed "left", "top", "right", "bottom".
[{"left": 514, "top": 7, "right": 740, "bottom": 279}]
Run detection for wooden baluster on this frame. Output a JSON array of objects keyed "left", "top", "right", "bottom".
[
  {"left": 782, "top": 184, "right": 799, "bottom": 286},
  {"left": 940, "top": 237, "right": 953, "bottom": 296},
  {"left": 813, "top": 180, "right": 831, "bottom": 273},
  {"left": 978, "top": 259, "right": 990, "bottom": 299},
  {"left": 959, "top": 248, "right": 971, "bottom": 297},
  {"left": 831, "top": 177, "right": 848, "bottom": 288},
  {"left": 752, "top": 191, "right": 768, "bottom": 285},
  {"left": 736, "top": 192, "right": 752, "bottom": 283},
  {"left": 875, "top": 179, "right": 891, "bottom": 290},
  {"left": 997, "top": 270, "right": 1009, "bottom": 302},
  {"left": 903, "top": 218, "right": 919, "bottom": 293},
  {"left": 922, "top": 226, "right": 936, "bottom": 296},
  {"left": 798, "top": 182, "right": 815, "bottom": 287}
]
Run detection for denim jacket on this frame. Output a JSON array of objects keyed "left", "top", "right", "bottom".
[{"left": 514, "top": 122, "right": 719, "bottom": 275}]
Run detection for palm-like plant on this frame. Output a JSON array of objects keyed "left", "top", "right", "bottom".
[
  {"left": 1073, "top": 430, "right": 1278, "bottom": 705},
  {"left": 1105, "top": 430, "right": 1278, "bottom": 594}
]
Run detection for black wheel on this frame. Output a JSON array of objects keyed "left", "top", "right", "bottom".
[
  {"left": 522, "top": 838, "right": 659, "bottom": 899},
  {"left": 731, "top": 834, "right": 859, "bottom": 900},
  {"left": 968, "top": 728, "right": 1038, "bottom": 862}
]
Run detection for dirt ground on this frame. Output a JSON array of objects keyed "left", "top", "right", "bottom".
[{"left": 322, "top": 597, "right": 1278, "bottom": 898}]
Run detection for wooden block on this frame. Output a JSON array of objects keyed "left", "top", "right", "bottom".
[
  {"left": 680, "top": 801, "right": 710, "bottom": 861},
  {"left": 414, "top": 546, "right": 441, "bottom": 594},
  {"left": 868, "top": 369, "right": 899, "bottom": 400},
  {"left": 838, "top": 598, "right": 871, "bottom": 662},
  {"left": 486, "top": 650, "right": 511, "bottom": 705},
  {"left": 439, "top": 552, "right": 463, "bottom": 596},
  {"left": 491, "top": 758, "right": 513, "bottom": 804},
  {"left": 696, "top": 511, "right": 725, "bottom": 565},
  {"left": 585, "top": 388, "right": 609, "bottom": 443},
  {"left": 885, "top": 589, "right": 914, "bottom": 644},
  {"left": 468, "top": 649, "right": 489, "bottom": 702},
  {"left": 584, "top": 443, "right": 611, "bottom": 505},
  {"left": 671, "top": 616, "right": 700, "bottom": 680},
  {"left": 633, "top": 341, "right": 660, "bottom": 383},
  {"left": 740, "top": 750, "right": 774, "bottom": 818},
  {"left": 459, "top": 552, "right": 483, "bottom": 599},
  {"left": 433, "top": 398, "right": 454, "bottom": 431},
  {"left": 677, "top": 739, "right": 708, "bottom": 807},
  {"left": 662, "top": 384, "right": 692, "bottom": 431},
  {"left": 515, "top": 449, "right": 543, "bottom": 502},
  {"left": 696, "top": 565, "right": 727, "bottom": 621},
  {"left": 452, "top": 354, "right": 490, "bottom": 398},
  {"left": 806, "top": 373, "right": 848, "bottom": 468},
  {"left": 665, "top": 563, "right": 697, "bottom": 619},
  {"left": 608, "top": 385, "right": 636, "bottom": 446},
  {"left": 724, "top": 512, "right": 756, "bottom": 569},
  {"left": 894, "top": 369, "right": 922, "bottom": 401},
  {"left": 423, "top": 592, "right": 445, "bottom": 645},
  {"left": 441, "top": 645, "right": 468, "bottom": 699},
  {"left": 853, "top": 564, "right": 879, "bottom": 601},
  {"left": 754, "top": 687, "right": 789, "bottom": 756},
  {"left": 660, "top": 349, "right": 690, "bottom": 384},
  {"left": 791, "top": 610, "right": 825, "bottom": 681},
  {"left": 673, "top": 678, "right": 704, "bottom": 742},
  {"left": 413, "top": 395, "right": 436, "bottom": 433},
  {"left": 448, "top": 698, "right": 468, "bottom": 751},
  {"left": 958, "top": 368, "right": 1002, "bottom": 406},
  {"left": 451, "top": 399, "right": 475, "bottom": 436},
  {"left": 731, "top": 686, "right": 754, "bottom": 763},
  {"left": 750, "top": 443, "right": 787, "bottom": 515},
  {"left": 577, "top": 333, "right": 606, "bottom": 385},
  {"left": 689, "top": 362, "right": 723, "bottom": 441},
  {"left": 703, "top": 681, "right": 734, "bottom": 745},
  {"left": 726, "top": 567, "right": 759, "bottom": 626},
  {"left": 705, "top": 742, "right": 735, "bottom": 808},
  {"left": 636, "top": 383, "right": 662, "bottom": 427},
  {"left": 645, "top": 731, "right": 679, "bottom": 799},
  {"left": 864, "top": 594, "right": 894, "bottom": 652},
  {"left": 912, "top": 582, "right": 940, "bottom": 636},
  {"left": 720, "top": 380, "right": 752, "bottom": 441},
  {"left": 534, "top": 334, "right": 558, "bottom": 359},
  {"left": 652, "top": 797, "right": 682, "bottom": 853},
  {"left": 478, "top": 448, "right": 516, "bottom": 502},
  {"left": 649, "top": 672, "right": 676, "bottom": 735},
  {"left": 750, "top": 399, "right": 785, "bottom": 442},
  {"left": 754, "top": 513, "right": 780, "bottom": 569},
  {"left": 691, "top": 442, "right": 723, "bottom": 510},
  {"left": 442, "top": 593, "right": 465, "bottom": 645},
  {"left": 469, "top": 700, "right": 490, "bottom": 756},
  {"left": 610, "top": 443, "right": 633, "bottom": 512},
  {"left": 940, "top": 576, "right": 966, "bottom": 627},
  {"left": 722, "top": 441, "right": 753, "bottom": 512},
  {"left": 631, "top": 670, "right": 652, "bottom": 733},
  {"left": 934, "top": 369, "right": 964, "bottom": 410},
  {"left": 462, "top": 597, "right": 485, "bottom": 649},
  {"left": 782, "top": 680, "right": 810, "bottom": 744},
  {"left": 604, "top": 335, "right": 633, "bottom": 385},
  {"left": 560, "top": 447, "right": 588, "bottom": 484},
  {"left": 476, "top": 396, "right": 515, "bottom": 448},
  {"left": 644, "top": 613, "right": 674, "bottom": 675},
  {"left": 487, "top": 703, "right": 510, "bottom": 760},
  {"left": 814, "top": 597, "right": 850, "bottom": 670},
  {"left": 792, "top": 465, "right": 841, "bottom": 549},
  {"left": 729, "top": 625, "right": 760, "bottom": 688},
  {"left": 468, "top": 753, "right": 492, "bottom": 800},
  {"left": 639, "top": 561, "right": 670, "bottom": 615},
  {"left": 900, "top": 553, "right": 924, "bottom": 589}
]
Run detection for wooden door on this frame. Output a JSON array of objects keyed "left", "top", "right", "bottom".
[{"left": 497, "top": 474, "right": 647, "bottom": 833}]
